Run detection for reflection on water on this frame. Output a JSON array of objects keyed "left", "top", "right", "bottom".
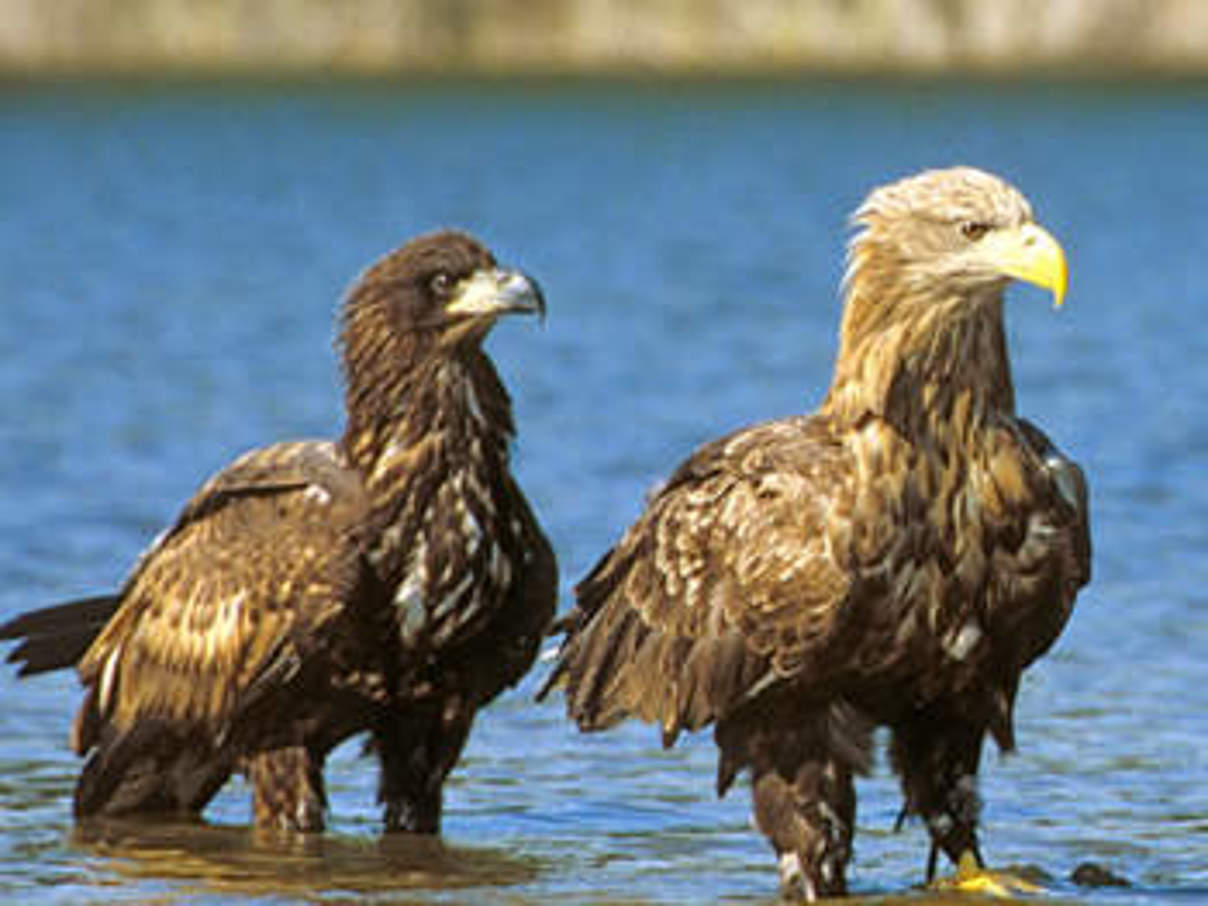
[
  {"left": 63, "top": 818, "right": 1115, "bottom": 906},
  {"left": 70, "top": 819, "right": 539, "bottom": 898}
]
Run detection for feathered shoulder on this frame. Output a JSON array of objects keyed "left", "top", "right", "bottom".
[
  {"left": 74, "top": 440, "right": 373, "bottom": 753},
  {"left": 549, "top": 414, "right": 857, "bottom": 742}
]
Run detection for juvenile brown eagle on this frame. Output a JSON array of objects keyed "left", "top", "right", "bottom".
[
  {"left": 1, "top": 230, "right": 557, "bottom": 834},
  {"left": 541, "top": 168, "right": 1090, "bottom": 899}
]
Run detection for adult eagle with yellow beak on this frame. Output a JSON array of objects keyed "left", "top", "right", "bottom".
[{"left": 542, "top": 167, "right": 1090, "bottom": 899}]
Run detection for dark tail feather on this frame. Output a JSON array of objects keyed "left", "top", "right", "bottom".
[
  {"left": 75, "top": 720, "right": 230, "bottom": 819},
  {"left": 0, "top": 594, "right": 120, "bottom": 676}
]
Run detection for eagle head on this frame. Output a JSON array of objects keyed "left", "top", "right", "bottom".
[
  {"left": 341, "top": 229, "right": 545, "bottom": 360},
  {"left": 847, "top": 166, "right": 1067, "bottom": 310}
]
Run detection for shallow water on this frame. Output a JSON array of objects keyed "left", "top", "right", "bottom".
[{"left": 0, "top": 78, "right": 1206, "bottom": 903}]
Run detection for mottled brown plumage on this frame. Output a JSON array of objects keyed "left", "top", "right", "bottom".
[
  {"left": 541, "top": 168, "right": 1089, "bottom": 899},
  {"left": 1, "top": 230, "right": 557, "bottom": 833}
]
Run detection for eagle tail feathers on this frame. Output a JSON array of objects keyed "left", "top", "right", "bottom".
[
  {"left": 0, "top": 594, "right": 119, "bottom": 676},
  {"left": 73, "top": 719, "right": 230, "bottom": 819}
]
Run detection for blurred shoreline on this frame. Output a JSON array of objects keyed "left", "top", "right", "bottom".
[{"left": 4, "top": 1, "right": 1208, "bottom": 78}]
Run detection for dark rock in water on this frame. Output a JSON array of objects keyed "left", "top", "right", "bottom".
[{"left": 1071, "top": 862, "right": 1131, "bottom": 887}]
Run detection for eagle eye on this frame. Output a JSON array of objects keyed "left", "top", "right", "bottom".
[
  {"left": 960, "top": 221, "right": 992, "bottom": 242},
  {"left": 428, "top": 272, "right": 453, "bottom": 297}
]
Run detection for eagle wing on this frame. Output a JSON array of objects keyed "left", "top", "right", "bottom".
[
  {"left": 73, "top": 439, "right": 374, "bottom": 755},
  {"left": 984, "top": 416, "right": 1091, "bottom": 673},
  {"left": 548, "top": 415, "right": 856, "bottom": 745},
  {"left": 466, "top": 471, "right": 559, "bottom": 698}
]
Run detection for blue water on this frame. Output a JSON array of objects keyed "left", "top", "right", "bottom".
[{"left": 0, "top": 78, "right": 1206, "bottom": 904}]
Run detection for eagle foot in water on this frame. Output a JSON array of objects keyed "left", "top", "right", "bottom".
[
  {"left": 753, "top": 771, "right": 852, "bottom": 901},
  {"left": 929, "top": 850, "right": 1047, "bottom": 897},
  {"left": 921, "top": 772, "right": 983, "bottom": 880}
]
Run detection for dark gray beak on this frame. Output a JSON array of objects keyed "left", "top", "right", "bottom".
[{"left": 445, "top": 268, "right": 546, "bottom": 322}]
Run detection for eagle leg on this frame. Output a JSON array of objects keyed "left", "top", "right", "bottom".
[
  {"left": 373, "top": 694, "right": 475, "bottom": 834},
  {"left": 244, "top": 745, "right": 327, "bottom": 832},
  {"left": 750, "top": 756, "right": 856, "bottom": 901},
  {"left": 889, "top": 716, "right": 985, "bottom": 881}
]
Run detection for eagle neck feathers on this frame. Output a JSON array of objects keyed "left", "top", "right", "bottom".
[
  {"left": 824, "top": 253, "right": 1015, "bottom": 443},
  {"left": 339, "top": 316, "right": 515, "bottom": 511}
]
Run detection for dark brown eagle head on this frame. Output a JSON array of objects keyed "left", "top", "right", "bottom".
[
  {"left": 825, "top": 167, "right": 1068, "bottom": 427},
  {"left": 340, "top": 230, "right": 544, "bottom": 362},
  {"left": 338, "top": 230, "right": 545, "bottom": 468}
]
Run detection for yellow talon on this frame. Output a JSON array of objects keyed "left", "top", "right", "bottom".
[{"left": 929, "top": 851, "right": 1047, "bottom": 897}]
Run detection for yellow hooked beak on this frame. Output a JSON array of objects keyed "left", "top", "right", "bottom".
[{"left": 980, "top": 221, "right": 1068, "bottom": 308}]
